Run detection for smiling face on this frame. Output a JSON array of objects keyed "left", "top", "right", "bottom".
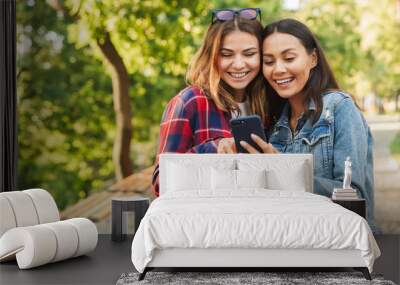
[
  {"left": 218, "top": 30, "right": 260, "bottom": 101},
  {"left": 262, "top": 32, "right": 317, "bottom": 101}
]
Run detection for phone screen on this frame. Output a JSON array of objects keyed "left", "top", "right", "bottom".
[{"left": 230, "top": 115, "right": 267, "bottom": 153}]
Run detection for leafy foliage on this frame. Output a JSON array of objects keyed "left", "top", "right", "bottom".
[
  {"left": 66, "top": 0, "right": 211, "bottom": 126},
  {"left": 17, "top": 0, "right": 114, "bottom": 209},
  {"left": 361, "top": 0, "right": 400, "bottom": 98},
  {"left": 390, "top": 132, "right": 400, "bottom": 155},
  {"left": 296, "top": 0, "right": 365, "bottom": 92}
]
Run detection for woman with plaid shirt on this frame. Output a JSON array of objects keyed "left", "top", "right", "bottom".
[{"left": 152, "top": 9, "right": 268, "bottom": 196}]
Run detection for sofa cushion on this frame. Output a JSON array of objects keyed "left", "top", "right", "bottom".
[
  {"left": 0, "top": 189, "right": 60, "bottom": 238},
  {"left": 0, "top": 189, "right": 97, "bottom": 269},
  {"left": 0, "top": 191, "right": 39, "bottom": 228},
  {"left": 0, "top": 218, "right": 97, "bottom": 269},
  {"left": 24, "top": 189, "right": 59, "bottom": 223},
  {"left": 0, "top": 196, "right": 16, "bottom": 237}
]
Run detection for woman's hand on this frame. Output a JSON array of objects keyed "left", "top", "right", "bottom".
[
  {"left": 217, "top": 138, "right": 237, "bottom": 153},
  {"left": 240, "top": 134, "right": 279, "bottom": 154}
]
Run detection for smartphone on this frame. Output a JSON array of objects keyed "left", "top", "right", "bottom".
[{"left": 230, "top": 115, "right": 267, "bottom": 153}]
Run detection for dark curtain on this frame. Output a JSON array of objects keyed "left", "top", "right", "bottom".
[{"left": 0, "top": 0, "right": 17, "bottom": 192}]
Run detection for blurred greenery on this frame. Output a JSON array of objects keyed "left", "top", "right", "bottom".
[
  {"left": 390, "top": 132, "right": 400, "bottom": 155},
  {"left": 17, "top": 0, "right": 115, "bottom": 208},
  {"left": 17, "top": 0, "right": 400, "bottom": 209}
]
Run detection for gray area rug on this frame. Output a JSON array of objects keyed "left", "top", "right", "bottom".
[{"left": 116, "top": 271, "right": 396, "bottom": 285}]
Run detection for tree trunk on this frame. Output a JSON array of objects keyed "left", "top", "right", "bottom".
[
  {"left": 97, "top": 33, "right": 133, "bottom": 180},
  {"left": 48, "top": 1, "right": 134, "bottom": 180}
]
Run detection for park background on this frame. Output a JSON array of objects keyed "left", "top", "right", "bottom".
[{"left": 17, "top": 0, "right": 400, "bottom": 233}]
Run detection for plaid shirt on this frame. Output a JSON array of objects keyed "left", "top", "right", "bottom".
[{"left": 152, "top": 86, "right": 233, "bottom": 196}]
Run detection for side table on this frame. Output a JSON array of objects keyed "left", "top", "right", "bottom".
[
  {"left": 111, "top": 197, "right": 150, "bottom": 242},
  {"left": 332, "top": 198, "right": 366, "bottom": 218}
]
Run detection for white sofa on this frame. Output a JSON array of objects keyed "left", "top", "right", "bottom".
[{"left": 0, "top": 189, "right": 98, "bottom": 269}]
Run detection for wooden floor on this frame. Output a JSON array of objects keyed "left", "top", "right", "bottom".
[{"left": 0, "top": 235, "right": 398, "bottom": 285}]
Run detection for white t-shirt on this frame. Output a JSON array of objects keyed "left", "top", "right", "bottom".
[{"left": 231, "top": 100, "right": 251, "bottom": 118}]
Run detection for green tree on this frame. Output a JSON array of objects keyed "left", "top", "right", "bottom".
[
  {"left": 210, "top": 0, "right": 283, "bottom": 23},
  {"left": 361, "top": 0, "right": 400, "bottom": 105},
  {"left": 47, "top": 0, "right": 213, "bottom": 180},
  {"left": 17, "top": 0, "right": 115, "bottom": 209},
  {"left": 18, "top": 0, "right": 217, "bottom": 208},
  {"left": 296, "top": 0, "right": 365, "bottom": 94}
]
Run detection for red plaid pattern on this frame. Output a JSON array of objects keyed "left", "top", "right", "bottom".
[{"left": 152, "top": 86, "right": 233, "bottom": 196}]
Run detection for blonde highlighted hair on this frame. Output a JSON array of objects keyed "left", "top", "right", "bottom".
[{"left": 186, "top": 18, "right": 267, "bottom": 126}]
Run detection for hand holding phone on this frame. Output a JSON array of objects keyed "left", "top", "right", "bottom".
[{"left": 230, "top": 115, "right": 267, "bottom": 153}]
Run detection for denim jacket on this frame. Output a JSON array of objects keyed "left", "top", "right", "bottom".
[{"left": 269, "top": 91, "right": 376, "bottom": 229}]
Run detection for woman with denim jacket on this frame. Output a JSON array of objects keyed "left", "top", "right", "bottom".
[{"left": 237, "top": 18, "right": 377, "bottom": 231}]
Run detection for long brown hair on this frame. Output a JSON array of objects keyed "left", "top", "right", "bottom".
[
  {"left": 187, "top": 18, "right": 267, "bottom": 125},
  {"left": 262, "top": 18, "right": 340, "bottom": 125}
]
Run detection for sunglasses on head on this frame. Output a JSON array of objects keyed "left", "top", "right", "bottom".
[{"left": 211, "top": 8, "right": 261, "bottom": 24}]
